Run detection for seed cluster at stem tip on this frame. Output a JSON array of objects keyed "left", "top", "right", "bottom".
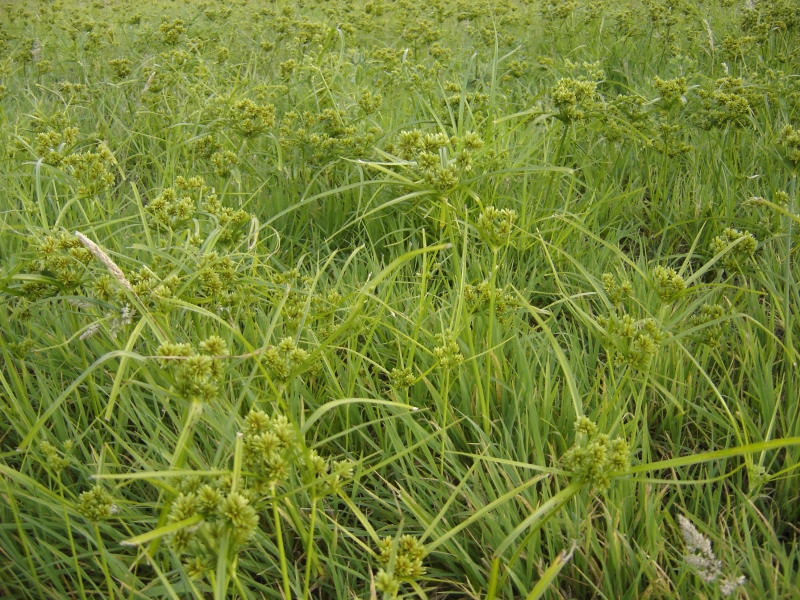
[
  {"left": 374, "top": 534, "right": 427, "bottom": 597},
  {"left": 562, "top": 416, "right": 631, "bottom": 492},
  {"left": 77, "top": 485, "right": 117, "bottom": 522},
  {"left": 652, "top": 265, "right": 686, "bottom": 302}
]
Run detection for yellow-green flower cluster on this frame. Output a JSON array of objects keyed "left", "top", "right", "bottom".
[
  {"left": 147, "top": 185, "right": 199, "bottom": 229},
  {"left": 562, "top": 417, "right": 631, "bottom": 491},
  {"left": 777, "top": 124, "right": 800, "bottom": 166},
  {"left": 654, "top": 76, "right": 687, "bottom": 105},
  {"left": 77, "top": 485, "right": 117, "bottom": 522},
  {"left": 195, "top": 251, "right": 238, "bottom": 300},
  {"left": 741, "top": 0, "right": 800, "bottom": 40},
  {"left": 689, "top": 303, "right": 726, "bottom": 348},
  {"left": 710, "top": 228, "right": 758, "bottom": 271},
  {"left": 265, "top": 337, "right": 310, "bottom": 382},
  {"left": 155, "top": 336, "right": 228, "bottom": 402},
  {"left": 477, "top": 205, "right": 517, "bottom": 251},
  {"left": 433, "top": 329, "right": 464, "bottom": 370},
  {"left": 166, "top": 479, "right": 258, "bottom": 566},
  {"left": 123, "top": 266, "right": 171, "bottom": 302},
  {"left": 375, "top": 569, "right": 401, "bottom": 597},
  {"left": 108, "top": 58, "right": 131, "bottom": 79},
  {"left": 159, "top": 18, "right": 186, "bottom": 45},
  {"left": 597, "top": 312, "right": 664, "bottom": 370},
  {"left": 299, "top": 449, "right": 354, "bottom": 496},
  {"left": 693, "top": 77, "right": 757, "bottom": 130},
  {"left": 61, "top": 143, "right": 117, "bottom": 197},
  {"left": 652, "top": 266, "right": 685, "bottom": 302},
  {"left": 650, "top": 122, "right": 693, "bottom": 157},
  {"left": 242, "top": 408, "right": 297, "bottom": 488},
  {"left": 40, "top": 440, "right": 71, "bottom": 471},
  {"left": 204, "top": 201, "right": 250, "bottom": 245},
  {"left": 31, "top": 231, "right": 93, "bottom": 290},
  {"left": 390, "top": 366, "right": 415, "bottom": 389},
  {"left": 357, "top": 89, "right": 382, "bottom": 114},
  {"left": 162, "top": 412, "right": 352, "bottom": 582},
  {"left": 506, "top": 59, "right": 528, "bottom": 79},
  {"left": 210, "top": 149, "right": 238, "bottom": 176},
  {"left": 228, "top": 99, "right": 276, "bottom": 137},
  {"left": 602, "top": 271, "right": 633, "bottom": 306},
  {"left": 552, "top": 77, "right": 598, "bottom": 122},
  {"left": 541, "top": 0, "right": 578, "bottom": 21},
  {"left": 280, "top": 108, "right": 382, "bottom": 164},
  {"left": 266, "top": 268, "right": 343, "bottom": 330},
  {"left": 464, "top": 281, "right": 517, "bottom": 322},
  {"left": 8, "top": 338, "right": 34, "bottom": 358},
  {"left": 384, "top": 129, "right": 485, "bottom": 191},
  {"left": 376, "top": 534, "right": 427, "bottom": 593},
  {"left": 146, "top": 176, "right": 249, "bottom": 243},
  {"left": 440, "top": 80, "right": 490, "bottom": 114},
  {"left": 193, "top": 135, "right": 221, "bottom": 159},
  {"left": 34, "top": 126, "right": 79, "bottom": 165}
]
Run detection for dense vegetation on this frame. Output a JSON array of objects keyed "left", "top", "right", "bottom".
[{"left": 2, "top": 0, "right": 800, "bottom": 598}]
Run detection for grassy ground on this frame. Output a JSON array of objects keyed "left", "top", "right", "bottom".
[{"left": 1, "top": 0, "right": 800, "bottom": 598}]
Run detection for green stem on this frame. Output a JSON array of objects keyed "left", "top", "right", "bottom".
[
  {"left": 484, "top": 250, "right": 499, "bottom": 435},
  {"left": 147, "top": 400, "right": 203, "bottom": 558},
  {"left": 485, "top": 557, "right": 500, "bottom": 600},
  {"left": 273, "top": 493, "right": 292, "bottom": 600},
  {"left": 303, "top": 495, "right": 318, "bottom": 600},
  {"left": 544, "top": 121, "right": 569, "bottom": 208},
  {"left": 440, "top": 370, "right": 452, "bottom": 476},
  {"left": 94, "top": 523, "right": 116, "bottom": 600},
  {"left": 787, "top": 174, "right": 796, "bottom": 433},
  {"left": 58, "top": 478, "right": 87, "bottom": 600}
]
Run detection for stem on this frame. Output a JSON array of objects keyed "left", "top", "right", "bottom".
[
  {"left": 58, "top": 479, "right": 87, "bottom": 600},
  {"left": 787, "top": 174, "right": 797, "bottom": 432},
  {"left": 440, "top": 370, "right": 452, "bottom": 476},
  {"left": 273, "top": 493, "right": 292, "bottom": 600},
  {"left": 485, "top": 557, "right": 500, "bottom": 600},
  {"left": 544, "top": 121, "right": 569, "bottom": 208},
  {"left": 94, "top": 523, "right": 116, "bottom": 600},
  {"left": 147, "top": 400, "right": 203, "bottom": 558},
  {"left": 484, "top": 250, "right": 499, "bottom": 435},
  {"left": 303, "top": 495, "right": 318, "bottom": 600}
]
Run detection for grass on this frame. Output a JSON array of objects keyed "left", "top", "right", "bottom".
[{"left": 1, "top": 0, "right": 800, "bottom": 598}]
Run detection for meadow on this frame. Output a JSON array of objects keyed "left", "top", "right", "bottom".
[{"left": 1, "top": 0, "right": 800, "bottom": 598}]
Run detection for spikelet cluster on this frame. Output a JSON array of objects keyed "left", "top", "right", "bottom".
[
  {"left": 280, "top": 108, "right": 382, "bottom": 164},
  {"left": 264, "top": 337, "right": 310, "bottom": 383},
  {"left": 147, "top": 176, "right": 250, "bottom": 243},
  {"left": 375, "top": 534, "right": 427, "bottom": 596},
  {"left": 777, "top": 124, "right": 800, "bottom": 166},
  {"left": 464, "top": 281, "right": 517, "bottom": 322},
  {"left": 155, "top": 335, "right": 228, "bottom": 401},
  {"left": 390, "top": 366, "right": 415, "bottom": 389},
  {"left": 552, "top": 77, "right": 598, "bottom": 122},
  {"left": 597, "top": 312, "right": 664, "bottom": 370},
  {"left": 433, "top": 329, "right": 464, "bottom": 370},
  {"left": 384, "top": 129, "right": 485, "bottom": 192},
  {"left": 227, "top": 99, "right": 276, "bottom": 137},
  {"left": 165, "top": 475, "right": 258, "bottom": 569},
  {"left": 602, "top": 271, "right": 633, "bottom": 306},
  {"left": 652, "top": 266, "right": 686, "bottom": 303},
  {"left": 40, "top": 440, "right": 71, "bottom": 471},
  {"left": 562, "top": 417, "right": 631, "bottom": 492},
  {"left": 476, "top": 206, "right": 517, "bottom": 251},
  {"left": 689, "top": 303, "right": 726, "bottom": 348},
  {"left": 710, "top": 228, "right": 758, "bottom": 271},
  {"left": 77, "top": 485, "right": 117, "bottom": 522}
]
